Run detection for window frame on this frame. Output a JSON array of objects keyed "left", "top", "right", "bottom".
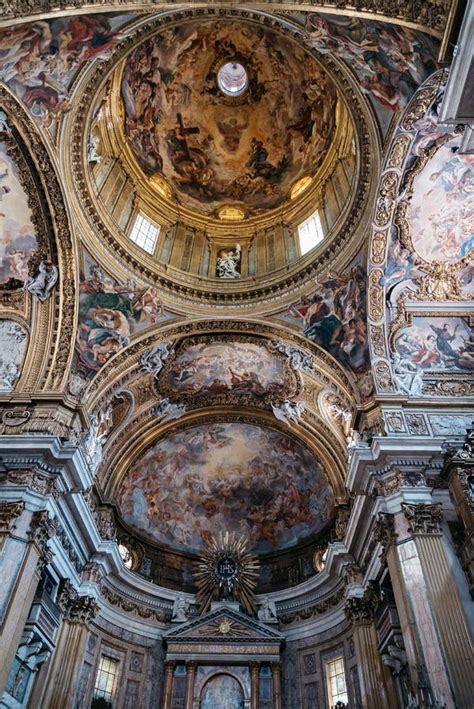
[
  {"left": 128, "top": 211, "right": 160, "bottom": 255},
  {"left": 324, "top": 654, "right": 348, "bottom": 708},
  {"left": 92, "top": 654, "right": 120, "bottom": 705},
  {"left": 297, "top": 209, "right": 324, "bottom": 256}
]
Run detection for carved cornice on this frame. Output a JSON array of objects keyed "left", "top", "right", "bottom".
[
  {"left": 100, "top": 584, "right": 171, "bottom": 623},
  {"left": 278, "top": 585, "right": 345, "bottom": 625},
  {"left": 402, "top": 503, "right": 443, "bottom": 535},
  {"left": 0, "top": 2, "right": 450, "bottom": 36},
  {"left": 0, "top": 500, "right": 25, "bottom": 535}
]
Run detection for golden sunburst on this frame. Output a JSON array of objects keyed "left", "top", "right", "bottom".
[{"left": 194, "top": 531, "right": 260, "bottom": 615}]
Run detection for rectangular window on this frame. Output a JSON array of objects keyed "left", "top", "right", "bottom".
[
  {"left": 325, "top": 656, "right": 348, "bottom": 707},
  {"left": 129, "top": 213, "right": 159, "bottom": 255},
  {"left": 93, "top": 655, "right": 119, "bottom": 705},
  {"left": 298, "top": 210, "right": 324, "bottom": 255}
]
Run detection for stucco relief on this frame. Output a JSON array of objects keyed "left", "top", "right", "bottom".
[{"left": 0, "top": 319, "right": 27, "bottom": 391}]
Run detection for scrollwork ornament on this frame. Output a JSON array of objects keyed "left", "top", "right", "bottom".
[
  {"left": 368, "top": 270, "right": 384, "bottom": 321},
  {"left": 374, "top": 360, "right": 393, "bottom": 392},
  {"left": 402, "top": 503, "right": 443, "bottom": 535},
  {"left": 370, "top": 231, "right": 387, "bottom": 265},
  {"left": 413, "top": 262, "right": 465, "bottom": 302},
  {"left": 0, "top": 500, "right": 25, "bottom": 534}
]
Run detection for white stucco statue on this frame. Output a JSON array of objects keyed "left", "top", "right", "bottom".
[
  {"left": 0, "top": 111, "right": 11, "bottom": 133},
  {"left": 271, "top": 400, "right": 304, "bottom": 426},
  {"left": 258, "top": 595, "right": 277, "bottom": 622},
  {"left": 216, "top": 244, "right": 241, "bottom": 278},
  {"left": 392, "top": 353, "right": 423, "bottom": 396},
  {"left": 140, "top": 341, "right": 174, "bottom": 375},
  {"left": 87, "top": 135, "right": 101, "bottom": 163},
  {"left": 152, "top": 398, "right": 186, "bottom": 424},
  {"left": 172, "top": 595, "right": 190, "bottom": 622},
  {"left": 23, "top": 260, "right": 58, "bottom": 302}
]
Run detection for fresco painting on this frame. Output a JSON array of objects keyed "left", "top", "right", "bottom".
[
  {"left": 117, "top": 422, "right": 334, "bottom": 554},
  {"left": 75, "top": 253, "right": 169, "bottom": 378},
  {"left": 0, "top": 320, "right": 28, "bottom": 392},
  {"left": 0, "top": 15, "right": 131, "bottom": 127},
  {"left": 200, "top": 674, "right": 244, "bottom": 709},
  {"left": 305, "top": 14, "right": 438, "bottom": 113},
  {"left": 286, "top": 264, "right": 369, "bottom": 374},
  {"left": 121, "top": 19, "right": 337, "bottom": 215},
  {"left": 395, "top": 317, "right": 473, "bottom": 372},
  {"left": 407, "top": 137, "right": 474, "bottom": 262},
  {"left": 0, "top": 143, "right": 38, "bottom": 287},
  {"left": 167, "top": 341, "right": 286, "bottom": 397}
]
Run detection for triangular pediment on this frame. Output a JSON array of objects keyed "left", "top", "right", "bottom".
[{"left": 164, "top": 606, "right": 283, "bottom": 645}]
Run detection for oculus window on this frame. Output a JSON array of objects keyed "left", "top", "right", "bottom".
[
  {"left": 298, "top": 210, "right": 324, "bottom": 255},
  {"left": 129, "top": 213, "right": 160, "bottom": 255},
  {"left": 217, "top": 62, "right": 248, "bottom": 96},
  {"left": 325, "top": 656, "right": 348, "bottom": 707},
  {"left": 92, "top": 655, "right": 119, "bottom": 707}
]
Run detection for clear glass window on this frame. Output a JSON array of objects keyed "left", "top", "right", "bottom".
[
  {"left": 298, "top": 210, "right": 324, "bottom": 255},
  {"left": 129, "top": 213, "right": 159, "bottom": 254},
  {"left": 326, "top": 656, "right": 348, "bottom": 707},
  {"left": 93, "top": 655, "right": 119, "bottom": 704}
]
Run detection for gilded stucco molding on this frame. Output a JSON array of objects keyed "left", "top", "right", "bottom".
[
  {"left": 0, "top": 1, "right": 451, "bottom": 38},
  {"left": 0, "top": 89, "right": 77, "bottom": 394}
]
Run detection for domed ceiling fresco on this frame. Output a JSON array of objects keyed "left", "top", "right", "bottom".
[
  {"left": 120, "top": 19, "right": 338, "bottom": 215},
  {"left": 117, "top": 422, "right": 334, "bottom": 554}
]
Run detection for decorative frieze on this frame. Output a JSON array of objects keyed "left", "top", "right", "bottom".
[
  {"left": 278, "top": 586, "right": 345, "bottom": 625},
  {"left": 1, "top": 468, "right": 59, "bottom": 498},
  {"left": 402, "top": 503, "right": 443, "bottom": 535},
  {"left": 100, "top": 585, "right": 171, "bottom": 623}
]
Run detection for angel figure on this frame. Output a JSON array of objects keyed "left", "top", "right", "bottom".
[
  {"left": 271, "top": 400, "right": 304, "bottom": 426},
  {"left": 216, "top": 244, "right": 241, "bottom": 278},
  {"left": 172, "top": 595, "right": 189, "bottom": 622},
  {"left": 258, "top": 595, "right": 277, "bottom": 622},
  {"left": 23, "top": 260, "right": 58, "bottom": 302}
]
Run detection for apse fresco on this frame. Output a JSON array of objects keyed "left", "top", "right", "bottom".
[
  {"left": 305, "top": 14, "right": 438, "bottom": 113},
  {"left": 0, "top": 143, "right": 38, "bottom": 287},
  {"left": 282, "top": 264, "right": 369, "bottom": 374},
  {"left": 200, "top": 674, "right": 244, "bottom": 709},
  {"left": 166, "top": 341, "right": 286, "bottom": 397},
  {"left": 407, "top": 137, "right": 474, "bottom": 262},
  {"left": 121, "top": 19, "right": 337, "bottom": 215},
  {"left": 0, "top": 15, "right": 131, "bottom": 127},
  {"left": 75, "top": 253, "right": 171, "bottom": 377},
  {"left": 395, "top": 317, "right": 473, "bottom": 372},
  {"left": 117, "top": 423, "right": 334, "bottom": 554}
]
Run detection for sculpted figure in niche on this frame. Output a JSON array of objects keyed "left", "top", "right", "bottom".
[
  {"left": 23, "top": 260, "right": 58, "bottom": 302},
  {"left": 216, "top": 244, "right": 241, "bottom": 278},
  {"left": 172, "top": 595, "right": 190, "bottom": 622},
  {"left": 0, "top": 111, "right": 11, "bottom": 133},
  {"left": 271, "top": 399, "right": 304, "bottom": 426},
  {"left": 258, "top": 595, "right": 277, "bottom": 622}
]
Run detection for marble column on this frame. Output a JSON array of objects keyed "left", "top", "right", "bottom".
[
  {"left": 271, "top": 662, "right": 282, "bottom": 709},
  {"left": 185, "top": 661, "right": 197, "bottom": 709},
  {"left": 383, "top": 504, "right": 473, "bottom": 708},
  {"left": 163, "top": 661, "right": 175, "bottom": 709},
  {"left": 250, "top": 661, "right": 260, "bottom": 709},
  {"left": 345, "top": 585, "right": 398, "bottom": 709},
  {"left": 0, "top": 506, "right": 56, "bottom": 697},
  {"left": 39, "top": 583, "right": 99, "bottom": 709}
]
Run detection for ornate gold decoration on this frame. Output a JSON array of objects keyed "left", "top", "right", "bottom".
[
  {"left": 217, "top": 205, "right": 246, "bottom": 221},
  {"left": 370, "top": 231, "right": 387, "bottom": 265},
  {"left": 368, "top": 270, "right": 384, "bottom": 321},
  {"left": 290, "top": 175, "right": 313, "bottom": 200},
  {"left": 370, "top": 325, "right": 386, "bottom": 357},
  {"left": 413, "top": 262, "right": 464, "bottom": 301},
  {"left": 194, "top": 531, "right": 260, "bottom": 615}
]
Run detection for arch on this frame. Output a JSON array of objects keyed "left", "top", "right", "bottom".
[
  {"left": 0, "top": 88, "right": 78, "bottom": 393},
  {"left": 197, "top": 670, "right": 249, "bottom": 709}
]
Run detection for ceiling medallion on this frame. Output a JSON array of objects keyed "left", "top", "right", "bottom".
[{"left": 194, "top": 531, "right": 260, "bottom": 615}]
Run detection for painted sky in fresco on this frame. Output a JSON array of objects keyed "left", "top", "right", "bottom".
[
  {"left": 117, "top": 422, "right": 334, "bottom": 554},
  {"left": 0, "top": 142, "right": 38, "bottom": 286}
]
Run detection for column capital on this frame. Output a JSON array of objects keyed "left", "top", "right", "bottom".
[
  {"left": 58, "top": 579, "right": 99, "bottom": 623},
  {"left": 29, "top": 509, "right": 57, "bottom": 571},
  {"left": 250, "top": 660, "right": 260, "bottom": 672},
  {"left": 186, "top": 660, "right": 197, "bottom": 672},
  {"left": 0, "top": 500, "right": 24, "bottom": 534},
  {"left": 270, "top": 661, "right": 281, "bottom": 672},
  {"left": 345, "top": 584, "right": 379, "bottom": 626},
  {"left": 164, "top": 660, "right": 176, "bottom": 672},
  {"left": 402, "top": 503, "right": 443, "bottom": 535}
]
